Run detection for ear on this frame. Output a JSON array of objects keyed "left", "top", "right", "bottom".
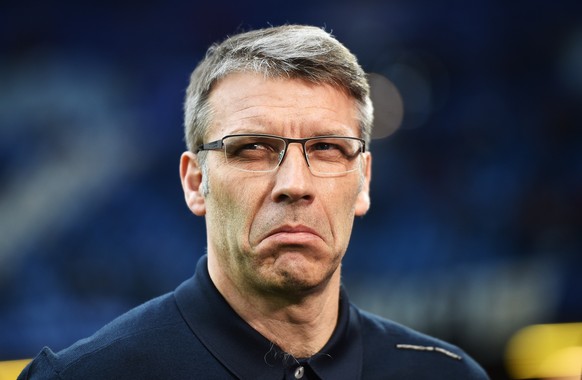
[
  {"left": 354, "top": 152, "right": 372, "bottom": 217},
  {"left": 180, "top": 151, "right": 206, "bottom": 216}
]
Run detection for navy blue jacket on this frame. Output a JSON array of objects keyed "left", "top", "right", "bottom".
[{"left": 19, "top": 255, "right": 489, "bottom": 379}]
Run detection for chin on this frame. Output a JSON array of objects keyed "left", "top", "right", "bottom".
[
  {"left": 267, "top": 258, "right": 339, "bottom": 294},
  {"left": 261, "top": 275, "right": 323, "bottom": 297}
]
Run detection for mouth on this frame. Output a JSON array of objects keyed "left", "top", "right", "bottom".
[{"left": 263, "top": 224, "right": 323, "bottom": 245}]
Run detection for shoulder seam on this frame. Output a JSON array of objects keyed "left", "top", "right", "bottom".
[{"left": 395, "top": 344, "right": 462, "bottom": 360}]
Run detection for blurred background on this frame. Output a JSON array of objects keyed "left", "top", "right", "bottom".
[{"left": 1, "top": 0, "right": 581, "bottom": 378}]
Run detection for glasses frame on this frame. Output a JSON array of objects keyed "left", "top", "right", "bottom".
[{"left": 195, "top": 133, "right": 366, "bottom": 175}]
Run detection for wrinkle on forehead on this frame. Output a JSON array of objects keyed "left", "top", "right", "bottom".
[{"left": 207, "top": 73, "right": 359, "bottom": 138}]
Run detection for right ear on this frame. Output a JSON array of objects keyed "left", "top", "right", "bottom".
[{"left": 180, "top": 151, "right": 206, "bottom": 216}]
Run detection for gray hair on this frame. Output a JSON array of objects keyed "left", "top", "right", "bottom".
[{"left": 183, "top": 24, "right": 374, "bottom": 157}]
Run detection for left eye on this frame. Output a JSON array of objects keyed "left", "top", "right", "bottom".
[{"left": 311, "top": 142, "right": 340, "bottom": 151}]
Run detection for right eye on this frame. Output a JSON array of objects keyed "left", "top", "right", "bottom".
[
  {"left": 230, "top": 139, "right": 279, "bottom": 155},
  {"left": 225, "top": 137, "right": 283, "bottom": 162},
  {"left": 236, "top": 142, "right": 273, "bottom": 152}
]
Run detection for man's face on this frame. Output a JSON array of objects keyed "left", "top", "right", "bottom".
[{"left": 181, "top": 72, "right": 371, "bottom": 296}]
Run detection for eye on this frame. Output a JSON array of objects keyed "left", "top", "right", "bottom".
[
  {"left": 311, "top": 142, "right": 339, "bottom": 151},
  {"left": 233, "top": 140, "right": 280, "bottom": 155},
  {"left": 308, "top": 140, "right": 351, "bottom": 156},
  {"left": 225, "top": 136, "right": 284, "bottom": 161},
  {"left": 238, "top": 142, "right": 273, "bottom": 151}
]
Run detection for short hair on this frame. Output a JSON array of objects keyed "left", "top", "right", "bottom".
[{"left": 183, "top": 25, "right": 373, "bottom": 156}]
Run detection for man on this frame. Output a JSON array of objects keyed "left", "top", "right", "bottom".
[{"left": 20, "top": 25, "right": 488, "bottom": 379}]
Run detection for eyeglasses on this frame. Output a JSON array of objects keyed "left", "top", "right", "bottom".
[{"left": 196, "top": 134, "right": 366, "bottom": 175}]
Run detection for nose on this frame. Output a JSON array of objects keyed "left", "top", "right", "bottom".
[{"left": 271, "top": 143, "right": 314, "bottom": 203}]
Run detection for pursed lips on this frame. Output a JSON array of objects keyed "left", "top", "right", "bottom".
[{"left": 263, "top": 225, "right": 323, "bottom": 243}]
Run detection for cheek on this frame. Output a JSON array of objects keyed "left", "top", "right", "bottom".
[
  {"left": 334, "top": 200, "right": 357, "bottom": 238},
  {"left": 322, "top": 180, "right": 360, "bottom": 235},
  {"left": 207, "top": 173, "right": 269, "bottom": 247}
]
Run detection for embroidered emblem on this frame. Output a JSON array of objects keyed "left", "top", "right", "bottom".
[{"left": 395, "top": 344, "right": 462, "bottom": 360}]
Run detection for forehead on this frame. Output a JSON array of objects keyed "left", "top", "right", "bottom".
[{"left": 206, "top": 72, "right": 359, "bottom": 139}]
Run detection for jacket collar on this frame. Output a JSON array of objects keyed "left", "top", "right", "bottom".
[{"left": 174, "top": 255, "right": 363, "bottom": 379}]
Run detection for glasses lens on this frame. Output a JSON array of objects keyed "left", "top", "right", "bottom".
[
  {"left": 223, "top": 135, "right": 285, "bottom": 172},
  {"left": 305, "top": 137, "right": 363, "bottom": 174}
]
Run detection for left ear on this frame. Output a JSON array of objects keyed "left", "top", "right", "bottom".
[{"left": 355, "top": 152, "right": 372, "bottom": 216}]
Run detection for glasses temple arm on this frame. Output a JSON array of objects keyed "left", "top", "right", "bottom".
[{"left": 196, "top": 140, "right": 223, "bottom": 153}]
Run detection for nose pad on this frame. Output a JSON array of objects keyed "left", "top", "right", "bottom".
[{"left": 277, "top": 142, "right": 309, "bottom": 170}]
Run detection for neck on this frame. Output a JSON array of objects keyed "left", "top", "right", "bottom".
[{"left": 207, "top": 254, "right": 341, "bottom": 358}]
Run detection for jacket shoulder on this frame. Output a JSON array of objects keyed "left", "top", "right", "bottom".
[
  {"left": 19, "top": 292, "right": 196, "bottom": 379},
  {"left": 355, "top": 307, "right": 490, "bottom": 379}
]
